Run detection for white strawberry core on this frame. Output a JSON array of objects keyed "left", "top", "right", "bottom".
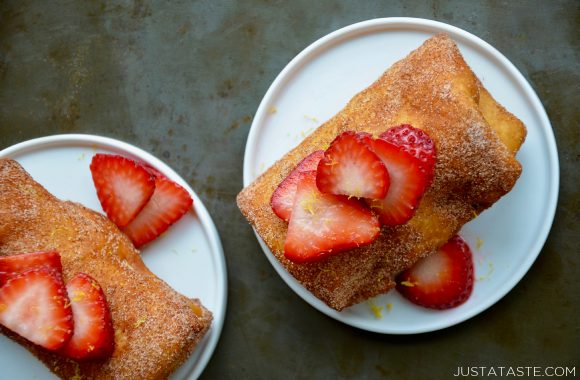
[
  {"left": 113, "top": 175, "right": 146, "bottom": 211},
  {"left": 413, "top": 253, "right": 451, "bottom": 285},
  {"left": 336, "top": 162, "right": 367, "bottom": 197},
  {"left": 0, "top": 277, "right": 62, "bottom": 345}
]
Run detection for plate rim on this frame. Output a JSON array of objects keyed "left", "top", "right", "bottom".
[
  {"left": 0, "top": 133, "right": 228, "bottom": 378},
  {"left": 242, "top": 17, "right": 559, "bottom": 334}
]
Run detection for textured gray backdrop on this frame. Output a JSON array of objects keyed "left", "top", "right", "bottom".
[{"left": 0, "top": 1, "right": 578, "bottom": 379}]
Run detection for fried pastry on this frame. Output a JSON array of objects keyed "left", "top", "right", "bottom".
[
  {"left": 0, "top": 158, "right": 212, "bottom": 379},
  {"left": 237, "top": 34, "right": 526, "bottom": 311}
]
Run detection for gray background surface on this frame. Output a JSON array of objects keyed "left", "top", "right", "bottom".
[{"left": 0, "top": 1, "right": 578, "bottom": 379}]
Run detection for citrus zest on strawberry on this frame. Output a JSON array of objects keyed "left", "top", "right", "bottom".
[
  {"left": 59, "top": 273, "right": 114, "bottom": 361},
  {"left": 316, "top": 131, "right": 389, "bottom": 199},
  {"left": 0, "top": 268, "right": 73, "bottom": 351},
  {"left": 270, "top": 150, "right": 324, "bottom": 221},
  {"left": 284, "top": 171, "right": 380, "bottom": 263},
  {"left": 396, "top": 235, "right": 474, "bottom": 309}
]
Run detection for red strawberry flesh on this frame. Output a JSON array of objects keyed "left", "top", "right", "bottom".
[
  {"left": 365, "top": 138, "right": 429, "bottom": 225},
  {"left": 284, "top": 171, "right": 380, "bottom": 263},
  {"left": 0, "top": 251, "right": 62, "bottom": 285},
  {"left": 316, "top": 131, "right": 389, "bottom": 199},
  {"left": 90, "top": 154, "right": 155, "bottom": 227},
  {"left": 0, "top": 268, "right": 73, "bottom": 350},
  {"left": 379, "top": 124, "right": 436, "bottom": 181},
  {"left": 396, "top": 235, "right": 474, "bottom": 309},
  {"left": 270, "top": 150, "right": 324, "bottom": 221},
  {"left": 60, "top": 273, "right": 114, "bottom": 361},
  {"left": 123, "top": 174, "right": 193, "bottom": 247}
]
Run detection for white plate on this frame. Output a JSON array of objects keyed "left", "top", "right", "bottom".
[
  {"left": 0, "top": 134, "right": 227, "bottom": 378},
  {"left": 243, "top": 18, "right": 559, "bottom": 334}
]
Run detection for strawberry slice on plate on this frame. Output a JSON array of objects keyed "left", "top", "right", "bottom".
[
  {"left": 123, "top": 173, "right": 193, "bottom": 247},
  {"left": 60, "top": 273, "right": 114, "bottom": 361},
  {"left": 380, "top": 124, "right": 436, "bottom": 182},
  {"left": 0, "top": 251, "right": 62, "bottom": 285},
  {"left": 396, "top": 235, "right": 474, "bottom": 309},
  {"left": 316, "top": 131, "right": 389, "bottom": 199},
  {"left": 365, "top": 138, "right": 430, "bottom": 225},
  {"left": 0, "top": 268, "right": 73, "bottom": 350},
  {"left": 90, "top": 154, "right": 155, "bottom": 227},
  {"left": 284, "top": 170, "right": 380, "bottom": 263},
  {"left": 271, "top": 150, "right": 324, "bottom": 221}
]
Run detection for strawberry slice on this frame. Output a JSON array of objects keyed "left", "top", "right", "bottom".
[
  {"left": 271, "top": 150, "right": 324, "bottom": 221},
  {"left": 284, "top": 171, "right": 380, "bottom": 263},
  {"left": 365, "top": 138, "right": 429, "bottom": 225},
  {"left": 0, "top": 251, "right": 62, "bottom": 285},
  {"left": 60, "top": 273, "right": 114, "bottom": 361},
  {"left": 316, "top": 131, "right": 389, "bottom": 199},
  {"left": 122, "top": 173, "right": 193, "bottom": 247},
  {"left": 0, "top": 268, "right": 73, "bottom": 350},
  {"left": 396, "top": 235, "right": 474, "bottom": 309},
  {"left": 380, "top": 124, "right": 436, "bottom": 181},
  {"left": 90, "top": 154, "right": 155, "bottom": 227}
]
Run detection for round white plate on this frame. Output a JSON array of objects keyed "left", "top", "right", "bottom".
[
  {"left": 243, "top": 18, "right": 558, "bottom": 334},
  {"left": 0, "top": 134, "right": 227, "bottom": 378}
]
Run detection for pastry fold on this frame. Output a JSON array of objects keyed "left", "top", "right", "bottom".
[
  {"left": 0, "top": 158, "right": 212, "bottom": 379},
  {"left": 237, "top": 34, "right": 525, "bottom": 311}
]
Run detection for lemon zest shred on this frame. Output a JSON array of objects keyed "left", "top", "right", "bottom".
[
  {"left": 368, "top": 300, "right": 383, "bottom": 319},
  {"left": 324, "top": 158, "right": 339, "bottom": 166},
  {"left": 369, "top": 199, "right": 384, "bottom": 210},
  {"left": 400, "top": 280, "right": 417, "bottom": 287},
  {"left": 477, "top": 261, "right": 495, "bottom": 281},
  {"left": 190, "top": 301, "right": 203, "bottom": 316},
  {"left": 71, "top": 290, "right": 86, "bottom": 303},
  {"left": 300, "top": 127, "right": 314, "bottom": 138},
  {"left": 134, "top": 317, "right": 147, "bottom": 328},
  {"left": 300, "top": 191, "right": 318, "bottom": 215},
  {"left": 71, "top": 363, "right": 83, "bottom": 380},
  {"left": 476, "top": 237, "right": 484, "bottom": 251}
]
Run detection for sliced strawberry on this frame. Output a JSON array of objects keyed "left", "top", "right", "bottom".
[
  {"left": 90, "top": 154, "right": 155, "bottom": 227},
  {"left": 123, "top": 174, "right": 193, "bottom": 247},
  {"left": 271, "top": 150, "right": 324, "bottom": 221},
  {"left": 396, "top": 235, "right": 474, "bottom": 309},
  {"left": 0, "top": 268, "right": 73, "bottom": 350},
  {"left": 0, "top": 251, "right": 62, "bottom": 285},
  {"left": 60, "top": 273, "right": 114, "bottom": 361},
  {"left": 365, "top": 138, "right": 429, "bottom": 225},
  {"left": 284, "top": 171, "right": 380, "bottom": 263},
  {"left": 316, "top": 131, "right": 389, "bottom": 199},
  {"left": 380, "top": 124, "right": 436, "bottom": 181}
]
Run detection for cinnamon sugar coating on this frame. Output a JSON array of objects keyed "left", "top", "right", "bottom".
[
  {"left": 0, "top": 158, "right": 212, "bottom": 379},
  {"left": 237, "top": 34, "right": 526, "bottom": 311}
]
